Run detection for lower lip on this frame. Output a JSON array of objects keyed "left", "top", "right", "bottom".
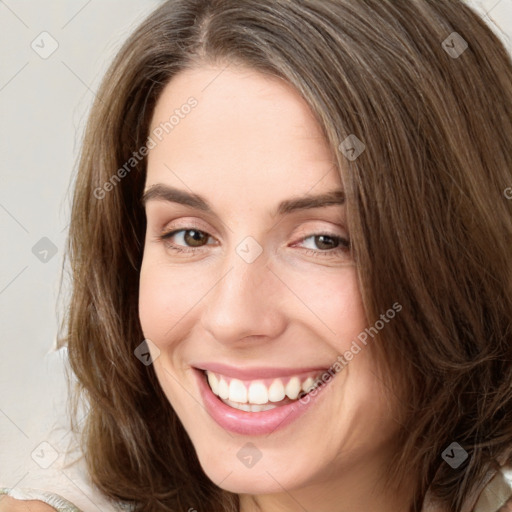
[{"left": 194, "top": 368, "right": 332, "bottom": 436}]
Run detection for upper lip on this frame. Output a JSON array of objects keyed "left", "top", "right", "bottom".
[{"left": 193, "top": 362, "right": 330, "bottom": 380}]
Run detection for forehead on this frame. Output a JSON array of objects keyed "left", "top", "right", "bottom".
[{"left": 146, "top": 65, "right": 341, "bottom": 206}]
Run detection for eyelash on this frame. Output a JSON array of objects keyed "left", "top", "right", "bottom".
[{"left": 157, "top": 227, "right": 350, "bottom": 259}]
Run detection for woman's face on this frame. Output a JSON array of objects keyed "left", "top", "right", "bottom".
[{"left": 139, "top": 64, "right": 401, "bottom": 504}]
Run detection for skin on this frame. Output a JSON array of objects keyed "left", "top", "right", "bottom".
[
  {"left": 0, "top": 496, "right": 56, "bottom": 511},
  {"left": 139, "top": 64, "right": 414, "bottom": 512}
]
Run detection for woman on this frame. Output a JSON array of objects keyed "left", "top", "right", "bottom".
[{"left": 2, "top": 0, "right": 512, "bottom": 510}]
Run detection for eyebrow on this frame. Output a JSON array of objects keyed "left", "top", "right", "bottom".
[{"left": 141, "top": 184, "right": 345, "bottom": 216}]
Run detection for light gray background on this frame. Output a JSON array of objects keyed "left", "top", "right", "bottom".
[{"left": 0, "top": 0, "right": 511, "bottom": 508}]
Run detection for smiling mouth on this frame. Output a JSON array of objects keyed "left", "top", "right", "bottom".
[
  {"left": 194, "top": 365, "right": 335, "bottom": 435},
  {"left": 202, "top": 369, "right": 325, "bottom": 412}
]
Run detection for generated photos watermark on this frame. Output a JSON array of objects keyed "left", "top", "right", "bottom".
[
  {"left": 298, "top": 301, "right": 403, "bottom": 405},
  {"left": 93, "top": 97, "right": 198, "bottom": 200}
]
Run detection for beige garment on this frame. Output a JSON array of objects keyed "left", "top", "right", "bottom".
[{"left": 473, "top": 465, "right": 512, "bottom": 512}]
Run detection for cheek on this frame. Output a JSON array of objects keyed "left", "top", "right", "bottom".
[
  {"left": 138, "top": 262, "right": 170, "bottom": 339},
  {"left": 279, "top": 264, "right": 367, "bottom": 347},
  {"left": 138, "top": 258, "right": 203, "bottom": 342},
  {"left": 138, "top": 260, "right": 194, "bottom": 406}
]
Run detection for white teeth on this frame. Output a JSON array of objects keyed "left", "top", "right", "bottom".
[
  {"left": 207, "top": 372, "right": 219, "bottom": 395},
  {"left": 248, "top": 382, "right": 268, "bottom": 404},
  {"left": 268, "top": 379, "right": 285, "bottom": 402},
  {"left": 221, "top": 398, "right": 277, "bottom": 412},
  {"left": 218, "top": 378, "right": 229, "bottom": 400},
  {"left": 302, "top": 377, "right": 315, "bottom": 393},
  {"left": 285, "top": 377, "right": 301, "bottom": 399},
  {"left": 205, "top": 370, "right": 326, "bottom": 408},
  {"left": 248, "top": 403, "right": 275, "bottom": 412},
  {"left": 229, "top": 378, "right": 248, "bottom": 403}
]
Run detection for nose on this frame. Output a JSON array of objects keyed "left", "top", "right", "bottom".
[{"left": 199, "top": 245, "right": 287, "bottom": 346}]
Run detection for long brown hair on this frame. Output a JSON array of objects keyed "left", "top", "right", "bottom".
[{"left": 60, "top": 1, "right": 512, "bottom": 510}]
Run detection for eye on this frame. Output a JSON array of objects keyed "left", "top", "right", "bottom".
[
  {"left": 300, "top": 234, "right": 347, "bottom": 251},
  {"left": 294, "top": 233, "right": 351, "bottom": 259},
  {"left": 159, "top": 228, "right": 216, "bottom": 253}
]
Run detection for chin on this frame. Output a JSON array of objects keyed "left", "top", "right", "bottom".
[{"left": 196, "top": 451, "right": 313, "bottom": 495}]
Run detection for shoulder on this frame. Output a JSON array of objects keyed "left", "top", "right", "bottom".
[
  {"left": 473, "top": 463, "right": 512, "bottom": 512},
  {"left": 0, "top": 495, "right": 57, "bottom": 511}
]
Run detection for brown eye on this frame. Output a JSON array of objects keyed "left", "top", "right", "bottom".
[
  {"left": 161, "top": 228, "right": 213, "bottom": 249},
  {"left": 294, "top": 232, "right": 351, "bottom": 260},
  {"left": 299, "top": 234, "right": 350, "bottom": 251},
  {"left": 313, "top": 234, "right": 340, "bottom": 251},
  {"left": 182, "top": 229, "right": 209, "bottom": 247}
]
